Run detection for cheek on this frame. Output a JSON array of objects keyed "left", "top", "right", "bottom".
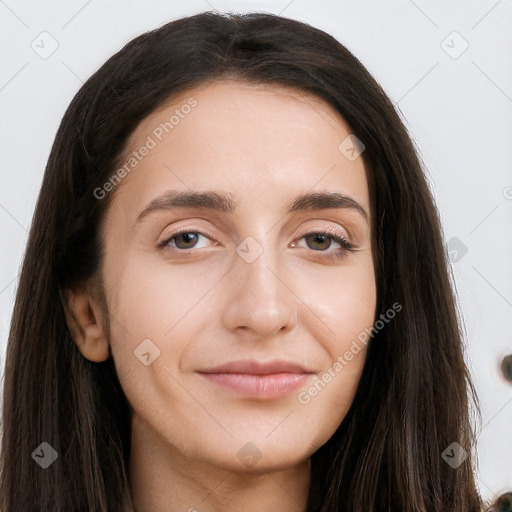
[
  {"left": 295, "top": 261, "right": 376, "bottom": 412},
  {"left": 296, "top": 257, "right": 377, "bottom": 344},
  {"left": 103, "top": 257, "right": 212, "bottom": 426},
  {"left": 103, "top": 251, "right": 217, "bottom": 373},
  {"left": 106, "top": 242, "right": 203, "bottom": 330}
]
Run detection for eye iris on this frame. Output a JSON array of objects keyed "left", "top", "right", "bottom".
[
  {"left": 306, "top": 233, "right": 331, "bottom": 251},
  {"left": 175, "top": 232, "right": 198, "bottom": 249}
]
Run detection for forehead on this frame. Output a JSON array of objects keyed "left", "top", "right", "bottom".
[{"left": 108, "top": 80, "right": 370, "bottom": 222}]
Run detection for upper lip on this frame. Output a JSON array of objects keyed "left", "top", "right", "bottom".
[{"left": 198, "top": 359, "right": 314, "bottom": 375}]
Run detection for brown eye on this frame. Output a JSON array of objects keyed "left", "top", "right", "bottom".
[
  {"left": 173, "top": 232, "right": 199, "bottom": 249},
  {"left": 304, "top": 232, "right": 336, "bottom": 251},
  {"left": 298, "top": 231, "right": 352, "bottom": 252},
  {"left": 157, "top": 230, "right": 213, "bottom": 252},
  {"left": 294, "top": 231, "right": 354, "bottom": 263}
]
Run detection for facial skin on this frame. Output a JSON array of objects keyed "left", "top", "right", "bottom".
[{"left": 66, "top": 80, "right": 377, "bottom": 512}]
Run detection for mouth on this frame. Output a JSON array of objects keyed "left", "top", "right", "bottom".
[
  {"left": 198, "top": 372, "right": 313, "bottom": 399},
  {"left": 197, "top": 359, "right": 315, "bottom": 400}
]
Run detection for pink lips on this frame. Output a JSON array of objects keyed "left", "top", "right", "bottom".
[{"left": 197, "top": 359, "right": 315, "bottom": 400}]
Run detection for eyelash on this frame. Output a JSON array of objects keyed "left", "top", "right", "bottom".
[{"left": 156, "top": 228, "right": 354, "bottom": 262}]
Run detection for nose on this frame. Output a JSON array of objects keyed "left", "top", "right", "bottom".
[{"left": 221, "top": 241, "right": 298, "bottom": 339}]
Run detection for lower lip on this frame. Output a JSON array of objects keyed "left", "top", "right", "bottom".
[{"left": 199, "top": 372, "right": 313, "bottom": 399}]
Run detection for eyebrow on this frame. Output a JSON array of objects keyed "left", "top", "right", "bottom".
[{"left": 135, "top": 189, "right": 369, "bottom": 225}]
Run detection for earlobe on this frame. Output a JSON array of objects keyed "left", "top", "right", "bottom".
[{"left": 60, "top": 285, "right": 110, "bottom": 362}]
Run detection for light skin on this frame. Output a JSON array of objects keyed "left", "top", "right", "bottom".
[{"left": 65, "top": 80, "right": 377, "bottom": 512}]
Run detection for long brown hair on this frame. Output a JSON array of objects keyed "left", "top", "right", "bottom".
[{"left": 1, "top": 11, "right": 485, "bottom": 511}]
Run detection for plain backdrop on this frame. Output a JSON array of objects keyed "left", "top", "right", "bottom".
[{"left": 0, "top": 0, "right": 511, "bottom": 505}]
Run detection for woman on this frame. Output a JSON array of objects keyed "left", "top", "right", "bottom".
[{"left": 0, "top": 10, "right": 488, "bottom": 511}]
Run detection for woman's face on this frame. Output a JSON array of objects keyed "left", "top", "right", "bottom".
[{"left": 98, "top": 80, "right": 376, "bottom": 472}]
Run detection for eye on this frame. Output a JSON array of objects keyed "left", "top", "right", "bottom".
[
  {"left": 156, "top": 229, "right": 214, "bottom": 251},
  {"left": 292, "top": 230, "right": 354, "bottom": 262},
  {"left": 156, "top": 227, "right": 355, "bottom": 262}
]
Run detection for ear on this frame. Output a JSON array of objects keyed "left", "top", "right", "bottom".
[{"left": 60, "top": 283, "right": 110, "bottom": 362}]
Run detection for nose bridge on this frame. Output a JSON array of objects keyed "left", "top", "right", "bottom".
[
  {"left": 222, "top": 230, "right": 298, "bottom": 335},
  {"left": 242, "top": 240, "right": 280, "bottom": 299}
]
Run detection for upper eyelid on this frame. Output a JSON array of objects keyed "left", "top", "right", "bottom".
[
  {"left": 151, "top": 208, "right": 362, "bottom": 238},
  {"left": 158, "top": 226, "right": 217, "bottom": 245},
  {"left": 158, "top": 225, "right": 351, "bottom": 247}
]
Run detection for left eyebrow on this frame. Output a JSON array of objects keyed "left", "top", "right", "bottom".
[{"left": 135, "top": 189, "right": 369, "bottom": 225}]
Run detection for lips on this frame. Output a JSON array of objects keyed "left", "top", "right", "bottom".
[
  {"left": 197, "top": 359, "right": 315, "bottom": 400},
  {"left": 198, "top": 359, "right": 313, "bottom": 375}
]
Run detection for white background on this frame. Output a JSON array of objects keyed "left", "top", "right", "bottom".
[{"left": 0, "top": 0, "right": 511, "bottom": 505}]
